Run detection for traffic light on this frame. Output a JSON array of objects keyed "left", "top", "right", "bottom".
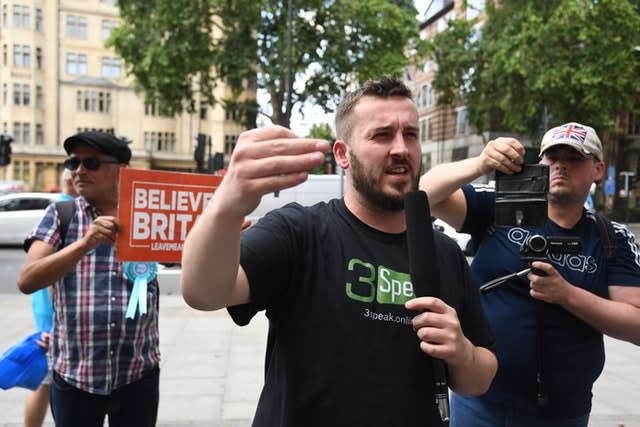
[
  {"left": 194, "top": 133, "right": 207, "bottom": 172},
  {"left": 209, "top": 152, "right": 225, "bottom": 172},
  {"left": 0, "top": 133, "right": 13, "bottom": 166}
]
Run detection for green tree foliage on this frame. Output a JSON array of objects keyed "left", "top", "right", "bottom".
[
  {"left": 109, "top": 0, "right": 420, "bottom": 128},
  {"left": 427, "top": 0, "right": 640, "bottom": 135},
  {"left": 307, "top": 122, "right": 335, "bottom": 174},
  {"left": 307, "top": 122, "right": 334, "bottom": 139}
]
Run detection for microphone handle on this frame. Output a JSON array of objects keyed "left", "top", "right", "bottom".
[{"left": 404, "top": 191, "right": 450, "bottom": 425}]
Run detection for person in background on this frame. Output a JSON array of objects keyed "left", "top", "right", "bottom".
[
  {"left": 59, "top": 168, "right": 76, "bottom": 201},
  {"left": 180, "top": 77, "right": 497, "bottom": 426},
  {"left": 420, "top": 122, "right": 640, "bottom": 426},
  {"left": 23, "top": 168, "right": 78, "bottom": 427},
  {"left": 17, "top": 132, "right": 161, "bottom": 427}
]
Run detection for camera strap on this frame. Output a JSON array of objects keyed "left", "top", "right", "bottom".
[{"left": 55, "top": 200, "right": 77, "bottom": 250}]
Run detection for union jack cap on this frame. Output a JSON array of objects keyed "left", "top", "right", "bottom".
[{"left": 539, "top": 122, "right": 602, "bottom": 160}]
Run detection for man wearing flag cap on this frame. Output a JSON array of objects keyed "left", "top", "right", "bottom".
[{"left": 421, "top": 122, "right": 640, "bottom": 426}]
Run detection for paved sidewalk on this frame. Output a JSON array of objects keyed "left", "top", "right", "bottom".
[
  {"left": 0, "top": 294, "right": 265, "bottom": 427},
  {"left": 1, "top": 293, "right": 639, "bottom": 426}
]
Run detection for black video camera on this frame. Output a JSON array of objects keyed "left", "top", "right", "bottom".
[
  {"left": 520, "top": 234, "right": 582, "bottom": 263},
  {"left": 480, "top": 164, "right": 583, "bottom": 293}
]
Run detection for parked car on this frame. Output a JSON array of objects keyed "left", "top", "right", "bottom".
[
  {"left": 433, "top": 218, "right": 474, "bottom": 256},
  {"left": 0, "top": 192, "right": 64, "bottom": 246}
]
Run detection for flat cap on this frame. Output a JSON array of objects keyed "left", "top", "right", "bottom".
[{"left": 63, "top": 131, "right": 131, "bottom": 164}]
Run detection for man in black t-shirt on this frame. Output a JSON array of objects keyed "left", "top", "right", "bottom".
[{"left": 181, "top": 78, "right": 497, "bottom": 427}]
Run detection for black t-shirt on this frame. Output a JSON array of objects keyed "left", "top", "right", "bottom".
[{"left": 229, "top": 199, "right": 495, "bottom": 427}]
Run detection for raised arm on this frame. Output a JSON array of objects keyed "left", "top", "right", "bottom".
[
  {"left": 419, "top": 137, "right": 525, "bottom": 230},
  {"left": 180, "top": 126, "right": 330, "bottom": 311}
]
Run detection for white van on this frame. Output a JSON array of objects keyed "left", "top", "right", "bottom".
[{"left": 248, "top": 173, "right": 345, "bottom": 221}]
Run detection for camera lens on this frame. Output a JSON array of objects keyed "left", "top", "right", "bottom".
[{"left": 527, "top": 235, "right": 548, "bottom": 253}]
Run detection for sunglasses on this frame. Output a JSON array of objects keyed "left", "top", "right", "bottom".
[{"left": 64, "top": 157, "right": 120, "bottom": 171}]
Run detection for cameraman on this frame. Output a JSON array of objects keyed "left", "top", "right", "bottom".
[{"left": 420, "top": 122, "right": 640, "bottom": 427}]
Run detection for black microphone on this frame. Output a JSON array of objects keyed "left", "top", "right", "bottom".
[{"left": 404, "top": 190, "right": 450, "bottom": 425}]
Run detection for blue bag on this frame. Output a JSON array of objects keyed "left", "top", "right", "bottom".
[
  {"left": 31, "top": 288, "right": 53, "bottom": 332},
  {"left": 0, "top": 331, "right": 48, "bottom": 390}
]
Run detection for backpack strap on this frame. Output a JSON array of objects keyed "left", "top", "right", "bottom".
[
  {"left": 54, "top": 200, "right": 76, "bottom": 249},
  {"left": 593, "top": 212, "right": 617, "bottom": 263}
]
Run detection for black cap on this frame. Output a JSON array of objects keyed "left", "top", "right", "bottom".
[{"left": 63, "top": 131, "right": 132, "bottom": 164}]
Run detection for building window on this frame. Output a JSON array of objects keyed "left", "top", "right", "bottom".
[
  {"left": 144, "top": 131, "right": 176, "bottom": 153},
  {"left": 66, "top": 53, "right": 87, "bottom": 75},
  {"left": 11, "top": 5, "right": 30, "bottom": 29},
  {"left": 2, "top": 5, "right": 7, "bottom": 27},
  {"left": 66, "top": 15, "right": 88, "bottom": 39},
  {"left": 12, "top": 123, "right": 20, "bottom": 143},
  {"left": 2, "top": 83, "right": 7, "bottom": 105},
  {"left": 35, "top": 85, "right": 43, "bottom": 108},
  {"left": 13, "top": 45, "right": 30, "bottom": 68},
  {"left": 456, "top": 107, "right": 469, "bottom": 135},
  {"left": 77, "top": 90, "right": 112, "bottom": 113},
  {"left": 418, "top": 84, "right": 433, "bottom": 109},
  {"left": 101, "top": 19, "right": 118, "bottom": 41},
  {"left": 35, "top": 124, "right": 43, "bottom": 145},
  {"left": 36, "top": 47, "right": 42, "bottom": 69},
  {"left": 144, "top": 101, "right": 171, "bottom": 117},
  {"left": 12, "top": 122, "right": 30, "bottom": 144},
  {"left": 420, "top": 117, "right": 432, "bottom": 143},
  {"left": 101, "top": 56, "right": 121, "bottom": 78},
  {"left": 12, "top": 5, "right": 20, "bottom": 27},
  {"left": 22, "top": 84, "right": 30, "bottom": 106},
  {"left": 3, "top": 44, "right": 7, "bottom": 65},
  {"left": 200, "top": 103, "right": 208, "bottom": 120},
  {"left": 13, "top": 83, "right": 21, "bottom": 105},
  {"left": 225, "top": 107, "right": 241, "bottom": 122},
  {"left": 224, "top": 134, "right": 238, "bottom": 155},
  {"left": 21, "top": 6, "right": 29, "bottom": 28},
  {"left": 22, "top": 122, "right": 30, "bottom": 144},
  {"left": 35, "top": 8, "right": 42, "bottom": 31}
]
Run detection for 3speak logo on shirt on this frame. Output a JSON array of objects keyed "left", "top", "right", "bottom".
[{"left": 345, "top": 258, "right": 415, "bottom": 305}]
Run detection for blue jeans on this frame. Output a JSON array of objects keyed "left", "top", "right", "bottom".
[
  {"left": 50, "top": 368, "right": 159, "bottom": 427},
  {"left": 450, "top": 393, "right": 590, "bottom": 427}
]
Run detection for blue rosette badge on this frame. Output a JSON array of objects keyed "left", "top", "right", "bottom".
[{"left": 124, "top": 262, "right": 157, "bottom": 319}]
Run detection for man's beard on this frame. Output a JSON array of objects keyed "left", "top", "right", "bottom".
[{"left": 350, "top": 152, "right": 419, "bottom": 211}]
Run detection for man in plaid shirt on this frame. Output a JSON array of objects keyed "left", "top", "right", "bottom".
[{"left": 18, "top": 131, "right": 160, "bottom": 427}]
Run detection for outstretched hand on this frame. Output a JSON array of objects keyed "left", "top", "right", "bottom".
[{"left": 213, "top": 126, "right": 330, "bottom": 219}]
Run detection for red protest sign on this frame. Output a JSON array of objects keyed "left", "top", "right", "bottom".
[{"left": 116, "top": 168, "right": 222, "bottom": 262}]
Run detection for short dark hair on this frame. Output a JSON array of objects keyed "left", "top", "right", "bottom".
[{"left": 335, "top": 77, "right": 413, "bottom": 143}]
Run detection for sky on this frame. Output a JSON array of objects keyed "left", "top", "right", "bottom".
[{"left": 271, "top": 1, "right": 430, "bottom": 137}]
